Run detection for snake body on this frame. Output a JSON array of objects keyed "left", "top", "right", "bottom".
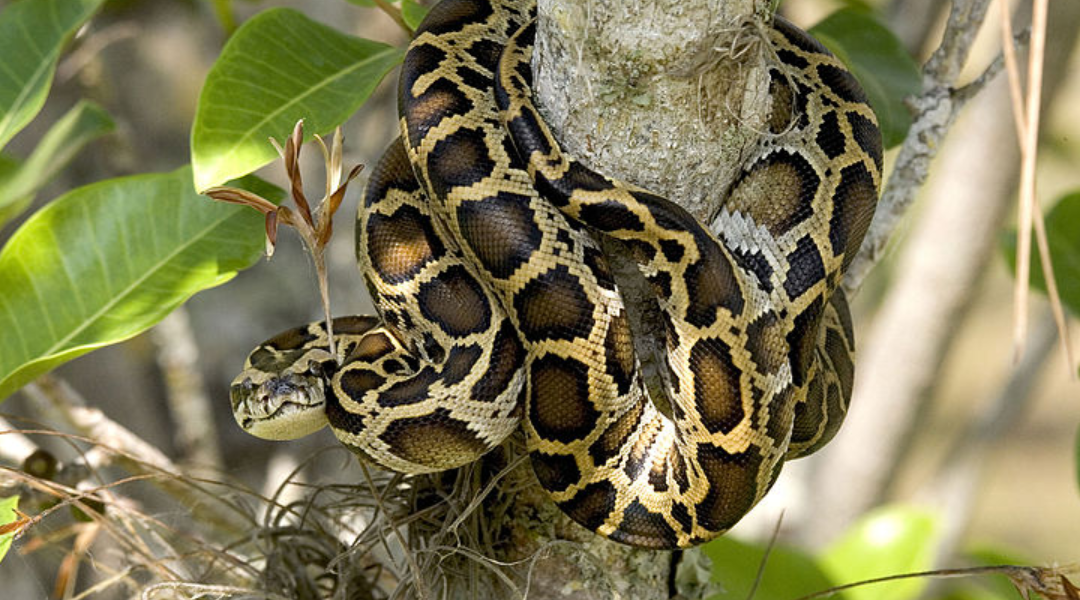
[{"left": 231, "top": 0, "right": 881, "bottom": 548}]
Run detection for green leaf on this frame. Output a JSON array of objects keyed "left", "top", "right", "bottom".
[
  {"left": 191, "top": 8, "right": 403, "bottom": 191},
  {"left": 1001, "top": 192, "right": 1080, "bottom": 318},
  {"left": 819, "top": 505, "right": 940, "bottom": 600},
  {"left": 810, "top": 8, "right": 922, "bottom": 148},
  {"left": 703, "top": 536, "right": 840, "bottom": 600},
  {"left": 0, "top": 100, "right": 115, "bottom": 227},
  {"left": 0, "top": 168, "right": 282, "bottom": 401},
  {"left": 401, "top": 0, "right": 429, "bottom": 30},
  {"left": 0, "top": 495, "right": 18, "bottom": 564},
  {"left": 0, "top": 0, "right": 107, "bottom": 151}
]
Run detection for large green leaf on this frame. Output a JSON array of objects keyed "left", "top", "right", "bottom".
[
  {"left": 0, "top": 495, "right": 18, "bottom": 564},
  {"left": 0, "top": 168, "right": 281, "bottom": 401},
  {"left": 819, "top": 505, "right": 940, "bottom": 600},
  {"left": 0, "top": 100, "right": 115, "bottom": 227},
  {"left": 810, "top": 8, "right": 922, "bottom": 148},
  {"left": 703, "top": 536, "right": 840, "bottom": 600},
  {"left": 191, "top": 8, "right": 403, "bottom": 191},
  {"left": 0, "top": 0, "right": 107, "bottom": 151},
  {"left": 1001, "top": 192, "right": 1080, "bottom": 319}
]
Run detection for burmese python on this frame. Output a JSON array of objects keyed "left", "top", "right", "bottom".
[{"left": 230, "top": 0, "right": 881, "bottom": 548}]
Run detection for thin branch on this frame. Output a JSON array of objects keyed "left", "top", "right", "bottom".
[{"left": 844, "top": 0, "right": 995, "bottom": 293}]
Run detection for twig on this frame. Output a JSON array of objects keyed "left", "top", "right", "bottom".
[
  {"left": 151, "top": 308, "right": 223, "bottom": 471},
  {"left": 0, "top": 416, "right": 39, "bottom": 466},
  {"left": 844, "top": 0, "right": 995, "bottom": 293}
]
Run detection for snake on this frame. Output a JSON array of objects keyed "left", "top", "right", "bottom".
[{"left": 230, "top": 0, "right": 882, "bottom": 549}]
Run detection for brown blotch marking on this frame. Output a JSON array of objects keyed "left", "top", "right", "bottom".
[
  {"left": 266, "top": 327, "right": 320, "bottom": 351},
  {"left": 404, "top": 77, "right": 474, "bottom": 152},
  {"left": 471, "top": 320, "right": 525, "bottom": 403},
  {"left": 766, "top": 68, "right": 811, "bottom": 132},
  {"left": 556, "top": 479, "right": 617, "bottom": 532},
  {"left": 744, "top": 310, "right": 787, "bottom": 375},
  {"left": 764, "top": 384, "right": 797, "bottom": 444},
  {"left": 529, "top": 354, "right": 598, "bottom": 444},
  {"left": 583, "top": 245, "right": 617, "bottom": 291},
  {"left": 379, "top": 408, "right": 489, "bottom": 469},
  {"left": 514, "top": 264, "right": 594, "bottom": 342},
  {"left": 829, "top": 162, "right": 879, "bottom": 268},
  {"left": 442, "top": 343, "right": 482, "bottom": 386},
  {"left": 337, "top": 368, "right": 386, "bottom": 400},
  {"left": 604, "top": 310, "right": 637, "bottom": 395},
  {"left": 427, "top": 127, "right": 495, "bottom": 200},
  {"left": 416, "top": 264, "right": 492, "bottom": 337},
  {"left": 362, "top": 139, "right": 419, "bottom": 211},
  {"left": 377, "top": 366, "right": 440, "bottom": 407},
  {"left": 589, "top": 401, "right": 644, "bottom": 467},
  {"left": 728, "top": 150, "right": 820, "bottom": 238},
  {"left": 530, "top": 451, "right": 581, "bottom": 493},
  {"left": 683, "top": 228, "right": 744, "bottom": 327},
  {"left": 790, "top": 373, "right": 826, "bottom": 451},
  {"left": 610, "top": 500, "right": 678, "bottom": 549},
  {"left": 350, "top": 331, "right": 397, "bottom": 362},
  {"left": 332, "top": 316, "right": 380, "bottom": 336},
  {"left": 457, "top": 191, "right": 544, "bottom": 279},
  {"left": 787, "top": 295, "right": 825, "bottom": 387},
  {"left": 366, "top": 205, "right": 445, "bottom": 284},
  {"left": 694, "top": 443, "right": 764, "bottom": 532},
  {"left": 690, "top": 338, "right": 745, "bottom": 435},
  {"left": 672, "top": 446, "right": 690, "bottom": 494}
]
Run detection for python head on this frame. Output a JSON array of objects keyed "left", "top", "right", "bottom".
[{"left": 230, "top": 346, "right": 337, "bottom": 441}]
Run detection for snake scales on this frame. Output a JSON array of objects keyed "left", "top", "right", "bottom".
[{"left": 230, "top": 0, "right": 882, "bottom": 548}]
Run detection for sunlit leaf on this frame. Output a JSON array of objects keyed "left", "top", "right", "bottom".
[
  {"left": 190, "top": 8, "right": 403, "bottom": 191},
  {"left": 810, "top": 8, "right": 922, "bottom": 148},
  {"left": 401, "top": 0, "right": 428, "bottom": 30},
  {"left": 703, "top": 535, "right": 841, "bottom": 600},
  {"left": 0, "top": 495, "right": 19, "bottom": 564},
  {"left": 0, "top": 100, "right": 114, "bottom": 227},
  {"left": 0, "top": 169, "right": 282, "bottom": 401},
  {"left": 820, "top": 505, "right": 940, "bottom": 600},
  {"left": 0, "top": 0, "right": 107, "bottom": 151}
]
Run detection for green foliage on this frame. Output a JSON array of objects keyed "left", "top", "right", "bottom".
[
  {"left": 820, "top": 506, "right": 941, "bottom": 600},
  {"left": 704, "top": 506, "right": 940, "bottom": 600},
  {"left": 704, "top": 535, "right": 839, "bottom": 599},
  {"left": 401, "top": 0, "right": 429, "bottom": 30},
  {"left": 1001, "top": 192, "right": 1080, "bottom": 318},
  {"left": 0, "top": 169, "right": 282, "bottom": 401},
  {"left": 0, "top": 495, "right": 17, "bottom": 564},
  {"left": 190, "top": 8, "right": 403, "bottom": 191},
  {"left": 0, "top": 0, "right": 107, "bottom": 151},
  {"left": 0, "top": 101, "right": 115, "bottom": 227},
  {"left": 810, "top": 8, "right": 922, "bottom": 148}
]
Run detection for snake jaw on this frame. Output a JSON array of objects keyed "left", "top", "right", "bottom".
[{"left": 230, "top": 369, "right": 329, "bottom": 441}]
